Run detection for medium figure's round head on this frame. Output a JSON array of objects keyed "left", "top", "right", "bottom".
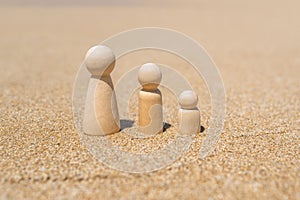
[
  {"left": 85, "top": 45, "right": 116, "bottom": 76},
  {"left": 179, "top": 90, "right": 198, "bottom": 109},
  {"left": 138, "top": 63, "right": 162, "bottom": 91}
]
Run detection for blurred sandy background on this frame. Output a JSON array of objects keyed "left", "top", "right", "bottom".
[{"left": 0, "top": 0, "right": 299, "bottom": 199}]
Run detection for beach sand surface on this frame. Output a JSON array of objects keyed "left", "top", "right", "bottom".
[{"left": 0, "top": 1, "right": 299, "bottom": 199}]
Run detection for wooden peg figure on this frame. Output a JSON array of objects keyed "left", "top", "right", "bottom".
[
  {"left": 138, "top": 63, "right": 163, "bottom": 135},
  {"left": 83, "top": 45, "right": 120, "bottom": 136},
  {"left": 178, "top": 90, "right": 200, "bottom": 134}
]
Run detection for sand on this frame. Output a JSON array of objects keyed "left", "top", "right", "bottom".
[{"left": 0, "top": 1, "right": 299, "bottom": 199}]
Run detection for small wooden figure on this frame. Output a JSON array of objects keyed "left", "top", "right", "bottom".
[
  {"left": 178, "top": 90, "right": 200, "bottom": 134},
  {"left": 138, "top": 63, "right": 163, "bottom": 135},
  {"left": 83, "top": 45, "right": 120, "bottom": 136}
]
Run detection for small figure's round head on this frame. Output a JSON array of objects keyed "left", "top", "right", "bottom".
[
  {"left": 85, "top": 45, "right": 116, "bottom": 76},
  {"left": 138, "top": 63, "right": 162, "bottom": 91},
  {"left": 179, "top": 90, "right": 198, "bottom": 109}
]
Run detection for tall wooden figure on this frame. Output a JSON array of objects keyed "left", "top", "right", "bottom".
[
  {"left": 178, "top": 90, "right": 200, "bottom": 134},
  {"left": 138, "top": 63, "right": 163, "bottom": 135},
  {"left": 83, "top": 45, "right": 120, "bottom": 136}
]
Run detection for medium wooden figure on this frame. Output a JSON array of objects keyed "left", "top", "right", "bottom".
[{"left": 138, "top": 63, "right": 163, "bottom": 135}]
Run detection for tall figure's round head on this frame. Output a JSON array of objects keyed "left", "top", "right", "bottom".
[
  {"left": 85, "top": 45, "right": 116, "bottom": 76},
  {"left": 179, "top": 90, "right": 198, "bottom": 109},
  {"left": 138, "top": 63, "right": 162, "bottom": 91}
]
